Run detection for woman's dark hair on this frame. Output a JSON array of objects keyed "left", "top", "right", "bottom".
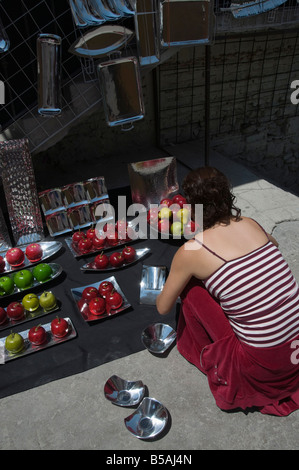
[{"left": 182, "top": 166, "right": 241, "bottom": 230}]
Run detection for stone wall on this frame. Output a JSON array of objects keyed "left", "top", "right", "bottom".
[{"left": 158, "top": 31, "right": 299, "bottom": 194}]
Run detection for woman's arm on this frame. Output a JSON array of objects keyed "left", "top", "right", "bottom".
[{"left": 156, "top": 245, "right": 193, "bottom": 315}]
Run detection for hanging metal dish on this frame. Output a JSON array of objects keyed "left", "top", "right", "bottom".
[
  {"left": 69, "top": 25, "right": 134, "bottom": 58},
  {"left": 89, "top": 0, "right": 122, "bottom": 20}
]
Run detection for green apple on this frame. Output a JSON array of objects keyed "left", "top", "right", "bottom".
[
  {"left": 32, "top": 263, "right": 53, "bottom": 283},
  {"left": 13, "top": 270, "right": 34, "bottom": 290},
  {"left": 175, "top": 208, "right": 190, "bottom": 225},
  {"left": 39, "top": 291, "right": 57, "bottom": 311},
  {"left": 159, "top": 207, "right": 172, "bottom": 219},
  {"left": 0, "top": 276, "right": 14, "bottom": 296},
  {"left": 5, "top": 331, "right": 25, "bottom": 354},
  {"left": 171, "top": 221, "right": 183, "bottom": 236},
  {"left": 22, "top": 293, "right": 40, "bottom": 312}
]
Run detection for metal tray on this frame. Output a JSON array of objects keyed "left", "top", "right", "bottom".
[
  {"left": 0, "top": 291, "right": 60, "bottom": 332},
  {"left": 139, "top": 265, "right": 166, "bottom": 305},
  {"left": 80, "top": 247, "right": 150, "bottom": 271},
  {"left": 0, "top": 263, "right": 63, "bottom": 299},
  {"left": 65, "top": 223, "right": 138, "bottom": 258},
  {"left": 0, "top": 241, "right": 62, "bottom": 274},
  {"left": 71, "top": 275, "right": 131, "bottom": 322},
  {"left": 0, "top": 317, "right": 77, "bottom": 363}
]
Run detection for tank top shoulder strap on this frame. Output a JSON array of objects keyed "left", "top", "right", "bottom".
[
  {"left": 193, "top": 238, "right": 227, "bottom": 262},
  {"left": 250, "top": 218, "right": 270, "bottom": 240}
]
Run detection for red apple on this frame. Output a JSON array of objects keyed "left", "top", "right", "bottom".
[
  {"left": 160, "top": 198, "right": 172, "bottom": 207},
  {"left": 6, "top": 247, "right": 25, "bottom": 267},
  {"left": 158, "top": 218, "right": 170, "bottom": 233},
  {"left": 6, "top": 301, "right": 25, "bottom": 321},
  {"left": 0, "top": 256, "right": 5, "bottom": 273},
  {"left": 184, "top": 220, "right": 199, "bottom": 237},
  {"left": 28, "top": 324, "right": 47, "bottom": 345},
  {"left": 106, "top": 231, "right": 119, "bottom": 246},
  {"left": 25, "top": 243, "right": 43, "bottom": 262},
  {"left": 147, "top": 208, "right": 159, "bottom": 225},
  {"left": 109, "top": 252, "right": 125, "bottom": 268},
  {"left": 103, "top": 222, "right": 116, "bottom": 233},
  {"left": 72, "top": 231, "right": 86, "bottom": 244},
  {"left": 51, "top": 317, "right": 69, "bottom": 338},
  {"left": 94, "top": 252, "right": 109, "bottom": 269},
  {"left": 106, "top": 289, "right": 123, "bottom": 310},
  {"left": 78, "top": 237, "right": 93, "bottom": 253},
  {"left": 82, "top": 286, "right": 99, "bottom": 303},
  {"left": 115, "top": 219, "right": 128, "bottom": 234},
  {"left": 0, "top": 307, "right": 7, "bottom": 325},
  {"left": 89, "top": 297, "right": 106, "bottom": 316},
  {"left": 122, "top": 246, "right": 136, "bottom": 263},
  {"left": 172, "top": 195, "right": 187, "bottom": 208},
  {"left": 86, "top": 228, "right": 96, "bottom": 240},
  {"left": 98, "top": 281, "right": 114, "bottom": 298},
  {"left": 92, "top": 235, "right": 106, "bottom": 250}
]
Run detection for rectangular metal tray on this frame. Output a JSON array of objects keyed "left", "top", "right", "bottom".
[
  {"left": 0, "top": 317, "right": 77, "bottom": 363},
  {"left": 71, "top": 276, "right": 131, "bottom": 322}
]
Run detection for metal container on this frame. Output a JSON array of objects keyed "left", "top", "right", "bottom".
[
  {"left": 134, "top": 0, "right": 160, "bottom": 65},
  {"left": 37, "top": 33, "right": 62, "bottom": 116}
]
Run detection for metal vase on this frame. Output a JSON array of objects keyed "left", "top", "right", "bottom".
[
  {"left": 37, "top": 33, "right": 62, "bottom": 116},
  {"left": 0, "top": 138, "right": 44, "bottom": 245}
]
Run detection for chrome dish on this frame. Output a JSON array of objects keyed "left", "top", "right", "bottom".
[
  {"left": 104, "top": 375, "right": 145, "bottom": 406},
  {"left": 0, "top": 241, "right": 62, "bottom": 275},
  {"left": 80, "top": 247, "right": 150, "bottom": 271},
  {"left": 124, "top": 397, "right": 168, "bottom": 439},
  {"left": 141, "top": 323, "right": 176, "bottom": 354}
]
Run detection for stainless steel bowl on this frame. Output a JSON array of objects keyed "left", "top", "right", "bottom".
[
  {"left": 141, "top": 323, "right": 176, "bottom": 354},
  {"left": 104, "top": 375, "right": 145, "bottom": 407},
  {"left": 124, "top": 397, "right": 168, "bottom": 439}
]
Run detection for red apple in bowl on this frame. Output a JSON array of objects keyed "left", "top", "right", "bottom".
[
  {"left": 160, "top": 198, "right": 172, "bottom": 207},
  {"left": 51, "top": 317, "right": 69, "bottom": 338},
  {"left": 0, "top": 256, "right": 5, "bottom": 273},
  {"left": 6, "top": 301, "right": 25, "bottom": 321},
  {"left": 98, "top": 281, "right": 114, "bottom": 298},
  {"left": 86, "top": 228, "right": 96, "bottom": 240},
  {"left": 172, "top": 194, "right": 187, "bottom": 208},
  {"left": 6, "top": 247, "right": 25, "bottom": 267},
  {"left": 106, "top": 289, "right": 123, "bottom": 310},
  {"left": 94, "top": 252, "right": 109, "bottom": 269},
  {"left": 106, "top": 231, "right": 119, "bottom": 247},
  {"left": 109, "top": 252, "right": 124, "bottom": 268},
  {"left": 25, "top": 243, "right": 43, "bottom": 262},
  {"left": 0, "top": 307, "right": 7, "bottom": 325},
  {"left": 82, "top": 286, "right": 98, "bottom": 304},
  {"left": 92, "top": 235, "right": 106, "bottom": 250},
  {"left": 78, "top": 237, "right": 93, "bottom": 253},
  {"left": 72, "top": 231, "right": 86, "bottom": 244},
  {"left": 122, "top": 246, "right": 136, "bottom": 263},
  {"left": 89, "top": 297, "right": 106, "bottom": 316},
  {"left": 28, "top": 324, "right": 47, "bottom": 345}
]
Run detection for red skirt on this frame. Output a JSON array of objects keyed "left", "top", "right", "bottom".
[{"left": 177, "top": 277, "right": 299, "bottom": 416}]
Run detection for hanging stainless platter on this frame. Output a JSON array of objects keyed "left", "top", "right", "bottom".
[
  {"left": 0, "top": 241, "right": 62, "bottom": 275},
  {"left": 69, "top": 25, "right": 134, "bottom": 58}
]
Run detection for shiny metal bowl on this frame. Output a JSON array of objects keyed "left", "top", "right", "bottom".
[
  {"left": 124, "top": 397, "right": 168, "bottom": 439},
  {"left": 104, "top": 375, "right": 145, "bottom": 407},
  {"left": 141, "top": 323, "right": 177, "bottom": 354}
]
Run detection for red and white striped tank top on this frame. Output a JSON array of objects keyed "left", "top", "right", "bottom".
[{"left": 201, "top": 241, "right": 299, "bottom": 348}]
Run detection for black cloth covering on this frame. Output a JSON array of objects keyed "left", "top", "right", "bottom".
[{"left": 0, "top": 192, "right": 181, "bottom": 399}]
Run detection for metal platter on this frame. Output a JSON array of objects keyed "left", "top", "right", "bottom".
[
  {"left": 80, "top": 247, "right": 150, "bottom": 272},
  {"left": 0, "top": 263, "right": 63, "bottom": 299},
  {"left": 0, "top": 317, "right": 77, "bottom": 363},
  {"left": 0, "top": 291, "right": 60, "bottom": 332},
  {"left": 0, "top": 241, "right": 62, "bottom": 274},
  {"left": 124, "top": 397, "right": 169, "bottom": 439},
  {"left": 71, "top": 275, "right": 131, "bottom": 322}
]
